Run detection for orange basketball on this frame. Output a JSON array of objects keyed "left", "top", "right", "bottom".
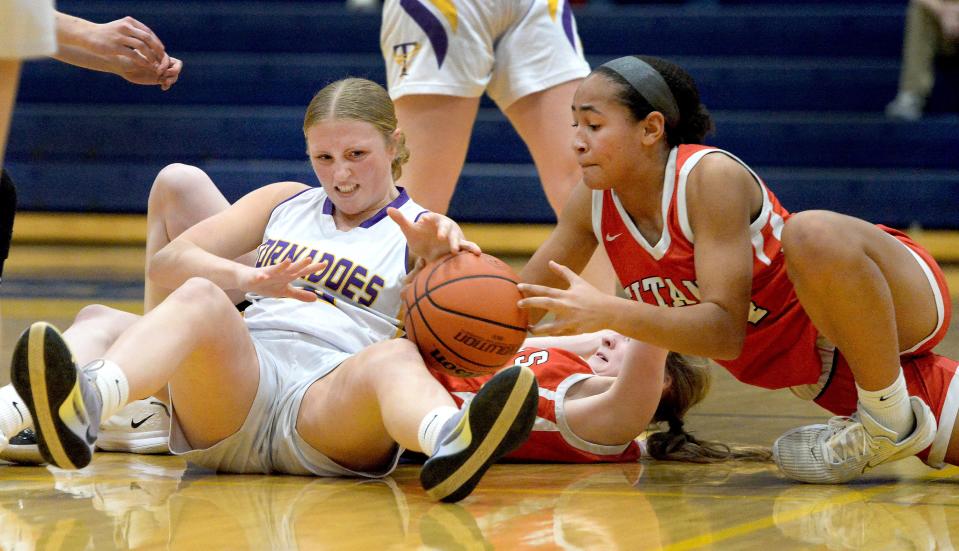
[{"left": 403, "top": 252, "right": 528, "bottom": 377}]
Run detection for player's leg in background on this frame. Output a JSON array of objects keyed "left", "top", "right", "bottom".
[
  {"left": 503, "top": 80, "right": 619, "bottom": 293},
  {"left": 394, "top": 95, "right": 481, "bottom": 214},
  {"left": 0, "top": 59, "right": 20, "bottom": 168},
  {"left": 0, "top": 60, "right": 22, "bottom": 352}
]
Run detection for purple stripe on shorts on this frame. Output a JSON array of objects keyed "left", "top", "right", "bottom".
[
  {"left": 562, "top": 0, "right": 575, "bottom": 50},
  {"left": 400, "top": 0, "right": 449, "bottom": 68}
]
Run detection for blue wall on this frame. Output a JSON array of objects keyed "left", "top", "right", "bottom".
[{"left": 7, "top": 1, "right": 959, "bottom": 227}]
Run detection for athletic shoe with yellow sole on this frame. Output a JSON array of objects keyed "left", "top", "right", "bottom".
[
  {"left": 420, "top": 365, "right": 538, "bottom": 503},
  {"left": 10, "top": 322, "right": 101, "bottom": 470}
]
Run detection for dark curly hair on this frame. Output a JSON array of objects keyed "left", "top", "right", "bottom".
[{"left": 594, "top": 56, "right": 714, "bottom": 147}]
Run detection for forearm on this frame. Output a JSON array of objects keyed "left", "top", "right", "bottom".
[
  {"left": 51, "top": 44, "right": 115, "bottom": 74},
  {"left": 149, "top": 239, "right": 251, "bottom": 292},
  {"left": 605, "top": 296, "right": 744, "bottom": 360},
  {"left": 55, "top": 12, "right": 98, "bottom": 51}
]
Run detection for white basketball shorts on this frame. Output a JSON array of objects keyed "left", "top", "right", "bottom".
[
  {"left": 169, "top": 329, "right": 402, "bottom": 478},
  {"left": 0, "top": 0, "right": 57, "bottom": 60},
  {"left": 381, "top": 0, "right": 590, "bottom": 108}
]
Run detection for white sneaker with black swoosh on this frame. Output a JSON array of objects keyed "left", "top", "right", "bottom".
[
  {"left": 10, "top": 322, "right": 102, "bottom": 470},
  {"left": 97, "top": 398, "right": 171, "bottom": 454}
]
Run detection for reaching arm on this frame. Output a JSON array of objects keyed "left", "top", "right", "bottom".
[
  {"left": 149, "top": 182, "right": 325, "bottom": 302},
  {"left": 519, "top": 154, "right": 759, "bottom": 360},
  {"left": 386, "top": 208, "right": 481, "bottom": 267},
  {"left": 53, "top": 13, "right": 182, "bottom": 89},
  {"left": 520, "top": 182, "right": 598, "bottom": 323},
  {"left": 563, "top": 340, "right": 669, "bottom": 445}
]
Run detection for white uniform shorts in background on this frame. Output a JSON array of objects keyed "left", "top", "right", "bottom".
[
  {"left": 381, "top": 0, "right": 590, "bottom": 109},
  {"left": 169, "top": 329, "right": 403, "bottom": 478},
  {"left": 0, "top": 0, "right": 57, "bottom": 59}
]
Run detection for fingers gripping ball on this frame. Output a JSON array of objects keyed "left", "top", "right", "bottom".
[{"left": 403, "top": 253, "right": 528, "bottom": 377}]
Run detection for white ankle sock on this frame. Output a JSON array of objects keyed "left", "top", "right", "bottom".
[
  {"left": 0, "top": 385, "right": 32, "bottom": 439},
  {"left": 857, "top": 369, "right": 913, "bottom": 439},
  {"left": 84, "top": 360, "right": 130, "bottom": 424},
  {"left": 417, "top": 406, "right": 459, "bottom": 456}
]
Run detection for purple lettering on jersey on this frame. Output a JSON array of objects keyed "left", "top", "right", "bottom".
[
  {"left": 282, "top": 243, "right": 308, "bottom": 263},
  {"left": 324, "top": 258, "right": 354, "bottom": 293},
  {"left": 268, "top": 240, "right": 289, "bottom": 266},
  {"left": 341, "top": 265, "right": 368, "bottom": 300},
  {"left": 255, "top": 239, "right": 276, "bottom": 267},
  {"left": 306, "top": 252, "right": 335, "bottom": 283},
  {"left": 359, "top": 275, "right": 384, "bottom": 307}
]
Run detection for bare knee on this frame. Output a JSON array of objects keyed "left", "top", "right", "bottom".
[
  {"left": 74, "top": 304, "right": 138, "bottom": 330},
  {"left": 167, "top": 277, "right": 238, "bottom": 323},
  {"left": 149, "top": 163, "right": 209, "bottom": 211},
  {"left": 349, "top": 339, "right": 426, "bottom": 385},
  {"left": 70, "top": 304, "right": 139, "bottom": 346},
  {"left": 782, "top": 211, "right": 859, "bottom": 276}
]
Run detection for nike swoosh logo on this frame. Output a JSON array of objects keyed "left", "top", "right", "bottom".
[
  {"left": 83, "top": 359, "right": 104, "bottom": 374},
  {"left": 879, "top": 395, "right": 890, "bottom": 401},
  {"left": 149, "top": 401, "right": 171, "bottom": 417},
  {"left": 131, "top": 413, "right": 156, "bottom": 429},
  {"left": 605, "top": 233, "right": 622, "bottom": 242},
  {"left": 12, "top": 401, "right": 23, "bottom": 423},
  {"left": 86, "top": 423, "right": 97, "bottom": 445}
]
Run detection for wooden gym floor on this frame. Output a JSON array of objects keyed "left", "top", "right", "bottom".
[{"left": 2, "top": 220, "right": 959, "bottom": 550}]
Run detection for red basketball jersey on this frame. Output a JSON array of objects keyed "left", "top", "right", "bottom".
[
  {"left": 432, "top": 347, "right": 642, "bottom": 463},
  {"left": 596, "top": 144, "right": 822, "bottom": 389}
]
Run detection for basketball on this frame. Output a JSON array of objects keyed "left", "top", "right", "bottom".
[{"left": 403, "top": 252, "right": 528, "bottom": 377}]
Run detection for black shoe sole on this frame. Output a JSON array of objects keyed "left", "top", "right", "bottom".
[
  {"left": 10, "top": 322, "right": 93, "bottom": 470},
  {"left": 420, "top": 365, "right": 538, "bottom": 503}
]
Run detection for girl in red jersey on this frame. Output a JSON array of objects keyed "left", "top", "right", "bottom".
[
  {"left": 435, "top": 331, "right": 772, "bottom": 464},
  {"left": 517, "top": 55, "right": 959, "bottom": 483}
]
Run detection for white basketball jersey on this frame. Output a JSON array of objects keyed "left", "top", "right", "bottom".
[{"left": 243, "top": 187, "right": 427, "bottom": 353}]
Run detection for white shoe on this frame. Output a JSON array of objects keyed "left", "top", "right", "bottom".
[
  {"left": 773, "top": 396, "right": 936, "bottom": 483},
  {"left": 97, "top": 398, "right": 171, "bottom": 454},
  {"left": 0, "top": 428, "right": 44, "bottom": 465},
  {"left": 885, "top": 92, "right": 924, "bottom": 121}
]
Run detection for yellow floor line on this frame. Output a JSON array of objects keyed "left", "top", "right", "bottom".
[{"left": 663, "top": 466, "right": 959, "bottom": 551}]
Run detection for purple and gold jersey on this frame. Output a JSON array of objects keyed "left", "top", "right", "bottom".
[{"left": 243, "top": 187, "right": 426, "bottom": 354}]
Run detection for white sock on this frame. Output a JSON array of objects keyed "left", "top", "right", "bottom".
[
  {"left": 417, "top": 406, "right": 459, "bottom": 456},
  {"left": 857, "top": 368, "right": 913, "bottom": 439},
  {"left": 83, "top": 360, "right": 130, "bottom": 424},
  {"left": 0, "top": 385, "right": 32, "bottom": 439}
]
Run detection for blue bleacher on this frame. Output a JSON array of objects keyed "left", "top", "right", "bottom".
[{"left": 7, "top": 0, "right": 959, "bottom": 228}]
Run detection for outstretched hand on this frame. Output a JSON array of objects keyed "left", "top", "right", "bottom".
[
  {"left": 517, "top": 260, "right": 616, "bottom": 335},
  {"left": 387, "top": 208, "right": 481, "bottom": 263},
  {"left": 115, "top": 52, "right": 183, "bottom": 89},
  {"left": 90, "top": 16, "right": 168, "bottom": 71},
  {"left": 241, "top": 256, "right": 328, "bottom": 302}
]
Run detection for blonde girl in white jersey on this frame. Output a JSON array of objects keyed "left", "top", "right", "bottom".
[{"left": 4, "top": 78, "right": 538, "bottom": 503}]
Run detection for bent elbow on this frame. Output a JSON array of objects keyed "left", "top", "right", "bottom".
[{"left": 712, "top": 331, "right": 746, "bottom": 361}]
